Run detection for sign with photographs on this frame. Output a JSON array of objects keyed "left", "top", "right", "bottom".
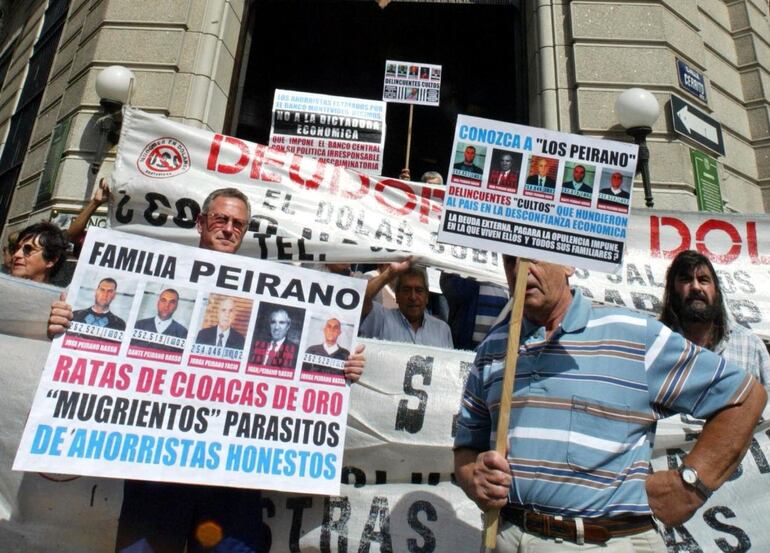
[
  {"left": 382, "top": 59, "right": 442, "bottom": 106},
  {"left": 269, "top": 89, "right": 386, "bottom": 175},
  {"left": 440, "top": 115, "right": 639, "bottom": 272},
  {"left": 13, "top": 228, "right": 366, "bottom": 496},
  {"left": 111, "top": 108, "right": 506, "bottom": 286}
]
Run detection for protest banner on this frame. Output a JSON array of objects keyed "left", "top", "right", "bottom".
[
  {"left": 107, "top": 109, "right": 770, "bottom": 335},
  {"left": 109, "top": 107, "right": 505, "bottom": 285},
  {"left": 573, "top": 209, "right": 770, "bottom": 339},
  {"left": 12, "top": 228, "right": 365, "bottom": 496},
  {"left": 269, "top": 89, "right": 386, "bottom": 175},
  {"left": 382, "top": 60, "right": 442, "bottom": 107},
  {"left": 439, "top": 115, "right": 639, "bottom": 272},
  {"left": 3, "top": 287, "right": 770, "bottom": 552}
]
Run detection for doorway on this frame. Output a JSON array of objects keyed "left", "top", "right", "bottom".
[{"left": 233, "top": 0, "right": 527, "bottom": 182}]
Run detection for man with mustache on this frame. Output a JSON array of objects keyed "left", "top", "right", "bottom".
[
  {"left": 660, "top": 249, "right": 769, "bottom": 389},
  {"left": 359, "top": 259, "right": 452, "bottom": 348}
]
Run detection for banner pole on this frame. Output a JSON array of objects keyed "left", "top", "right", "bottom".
[
  {"left": 482, "top": 259, "right": 530, "bottom": 549},
  {"left": 405, "top": 104, "right": 414, "bottom": 169}
]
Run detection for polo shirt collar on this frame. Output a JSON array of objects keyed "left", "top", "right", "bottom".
[{"left": 520, "top": 288, "right": 589, "bottom": 337}]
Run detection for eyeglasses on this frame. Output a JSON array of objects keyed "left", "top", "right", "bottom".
[
  {"left": 204, "top": 212, "right": 249, "bottom": 234},
  {"left": 13, "top": 243, "right": 43, "bottom": 257}
]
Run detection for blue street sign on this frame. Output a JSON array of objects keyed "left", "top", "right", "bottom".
[{"left": 676, "top": 59, "right": 707, "bottom": 103}]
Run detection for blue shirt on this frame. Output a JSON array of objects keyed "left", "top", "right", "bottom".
[
  {"left": 455, "top": 290, "right": 754, "bottom": 518},
  {"left": 359, "top": 302, "right": 453, "bottom": 348}
]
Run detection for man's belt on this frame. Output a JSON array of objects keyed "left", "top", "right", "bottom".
[{"left": 500, "top": 505, "right": 656, "bottom": 545}]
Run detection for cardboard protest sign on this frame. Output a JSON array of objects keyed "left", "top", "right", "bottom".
[
  {"left": 13, "top": 228, "right": 365, "bottom": 496},
  {"left": 382, "top": 60, "right": 442, "bottom": 106},
  {"left": 439, "top": 115, "right": 639, "bottom": 272},
  {"left": 110, "top": 107, "right": 505, "bottom": 285},
  {"left": 269, "top": 89, "right": 386, "bottom": 175}
]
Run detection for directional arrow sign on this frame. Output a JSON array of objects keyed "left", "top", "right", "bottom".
[{"left": 671, "top": 95, "right": 725, "bottom": 156}]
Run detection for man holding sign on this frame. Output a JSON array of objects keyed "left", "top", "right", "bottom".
[
  {"left": 453, "top": 256, "right": 766, "bottom": 551},
  {"left": 46, "top": 187, "right": 367, "bottom": 553}
]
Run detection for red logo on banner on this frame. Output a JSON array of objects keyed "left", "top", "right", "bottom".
[{"left": 137, "top": 137, "right": 191, "bottom": 178}]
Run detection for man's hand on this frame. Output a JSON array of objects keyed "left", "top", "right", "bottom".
[
  {"left": 93, "top": 178, "right": 111, "bottom": 205},
  {"left": 646, "top": 468, "right": 704, "bottom": 527},
  {"left": 344, "top": 344, "right": 365, "bottom": 384},
  {"left": 48, "top": 291, "right": 73, "bottom": 339},
  {"left": 456, "top": 449, "right": 512, "bottom": 511},
  {"left": 386, "top": 258, "right": 411, "bottom": 276}
]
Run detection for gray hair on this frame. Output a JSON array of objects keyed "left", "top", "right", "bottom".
[
  {"left": 395, "top": 266, "right": 429, "bottom": 293},
  {"left": 201, "top": 187, "right": 251, "bottom": 219},
  {"left": 420, "top": 171, "right": 444, "bottom": 184}
]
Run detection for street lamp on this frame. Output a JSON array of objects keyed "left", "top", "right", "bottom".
[
  {"left": 615, "top": 88, "right": 660, "bottom": 207},
  {"left": 91, "top": 65, "right": 135, "bottom": 174}
]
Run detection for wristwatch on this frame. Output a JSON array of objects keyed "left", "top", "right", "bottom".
[{"left": 678, "top": 464, "right": 712, "bottom": 499}]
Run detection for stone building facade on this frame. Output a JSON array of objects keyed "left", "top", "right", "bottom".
[{"left": 0, "top": 0, "right": 768, "bottom": 238}]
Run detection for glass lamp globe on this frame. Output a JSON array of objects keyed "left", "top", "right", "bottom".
[
  {"left": 615, "top": 88, "right": 660, "bottom": 129},
  {"left": 95, "top": 65, "right": 135, "bottom": 104}
]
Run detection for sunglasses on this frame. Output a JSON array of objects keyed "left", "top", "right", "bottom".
[
  {"left": 204, "top": 212, "right": 248, "bottom": 234},
  {"left": 14, "top": 243, "right": 43, "bottom": 257}
]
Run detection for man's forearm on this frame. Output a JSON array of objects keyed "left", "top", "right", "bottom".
[
  {"left": 362, "top": 268, "right": 394, "bottom": 316},
  {"left": 454, "top": 447, "right": 480, "bottom": 500},
  {"left": 687, "top": 380, "right": 767, "bottom": 490}
]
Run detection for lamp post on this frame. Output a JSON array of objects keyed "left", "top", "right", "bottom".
[
  {"left": 614, "top": 88, "right": 660, "bottom": 208},
  {"left": 91, "top": 65, "right": 135, "bottom": 174}
]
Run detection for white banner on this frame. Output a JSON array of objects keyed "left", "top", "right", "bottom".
[
  {"left": 576, "top": 210, "right": 770, "bottom": 339},
  {"left": 2, "top": 276, "right": 770, "bottom": 552},
  {"left": 382, "top": 60, "right": 442, "bottom": 106},
  {"left": 440, "top": 115, "right": 639, "bottom": 272},
  {"left": 269, "top": 89, "right": 386, "bottom": 175},
  {"left": 110, "top": 108, "right": 506, "bottom": 285},
  {"left": 13, "top": 229, "right": 365, "bottom": 496}
]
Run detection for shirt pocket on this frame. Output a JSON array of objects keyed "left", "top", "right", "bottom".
[{"left": 566, "top": 395, "right": 630, "bottom": 472}]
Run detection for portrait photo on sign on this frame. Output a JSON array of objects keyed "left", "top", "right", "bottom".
[
  {"left": 522, "top": 155, "right": 559, "bottom": 200},
  {"left": 63, "top": 270, "right": 135, "bottom": 354},
  {"left": 300, "top": 316, "right": 354, "bottom": 383},
  {"left": 189, "top": 293, "right": 253, "bottom": 369},
  {"left": 559, "top": 161, "right": 596, "bottom": 207},
  {"left": 485, "top": 149, "right": 522, "bottom": 193},
  {"left": 450, "top": 142, "right": 486, "bottom": 186},
  {"left": 247, "top": 301, "right": 306, "bottom": 380},
  {"left": 597, "top": 169, "right": 632, "bottom": 213},
  {"left": 127, "top": 283, "right": 195, "bottom": 363}
]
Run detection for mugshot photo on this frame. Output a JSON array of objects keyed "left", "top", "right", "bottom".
[
  {"left": 486, "top": 149, "right": 523, "bottom": 193},
  {"left": 300, "top": 316, "right": 355, "bottom": 377},
  {"left": 597, "top": 169, "right": 633, "bottom": 213},
  {"left": 450, "top": 142, "right": 486, "bottom": 186},
  {"left": 194, "top": 293, "right": 253, "bottom": 352},
  {"left": 65, "top": 270, "right": 136, "bottom": 349},
  {"left": 248, "top": 301, "right": 306, "bottom": 372},
  {"left": 129, "top": 283, "right": 195, "bottom": 356}
]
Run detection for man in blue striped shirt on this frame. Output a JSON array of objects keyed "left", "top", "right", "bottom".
[{"left": 454, "top": 256, "right": 766, "bottom": 552}]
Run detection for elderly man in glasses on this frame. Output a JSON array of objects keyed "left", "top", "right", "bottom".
[
  {"left": 9, "top": 221, "right": 68, "bottom": 284},
  {"left": 46, "top": 187, "right": 366, "bottom": 553}
]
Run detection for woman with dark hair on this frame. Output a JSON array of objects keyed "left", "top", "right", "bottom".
[{"left": 10, "top": 221, "right": 68, "bottom": 283}]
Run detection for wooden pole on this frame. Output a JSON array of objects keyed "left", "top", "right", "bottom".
[
  {"left": 405, "top": 104, "right": 414, "bottom": 170},
  {"left": 482, "top": 259, "right": 531, "bottom": 550}
]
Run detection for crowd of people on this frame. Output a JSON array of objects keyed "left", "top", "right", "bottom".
[{"left": 2, "top": 164, "right": 769, "bottom": 552}]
